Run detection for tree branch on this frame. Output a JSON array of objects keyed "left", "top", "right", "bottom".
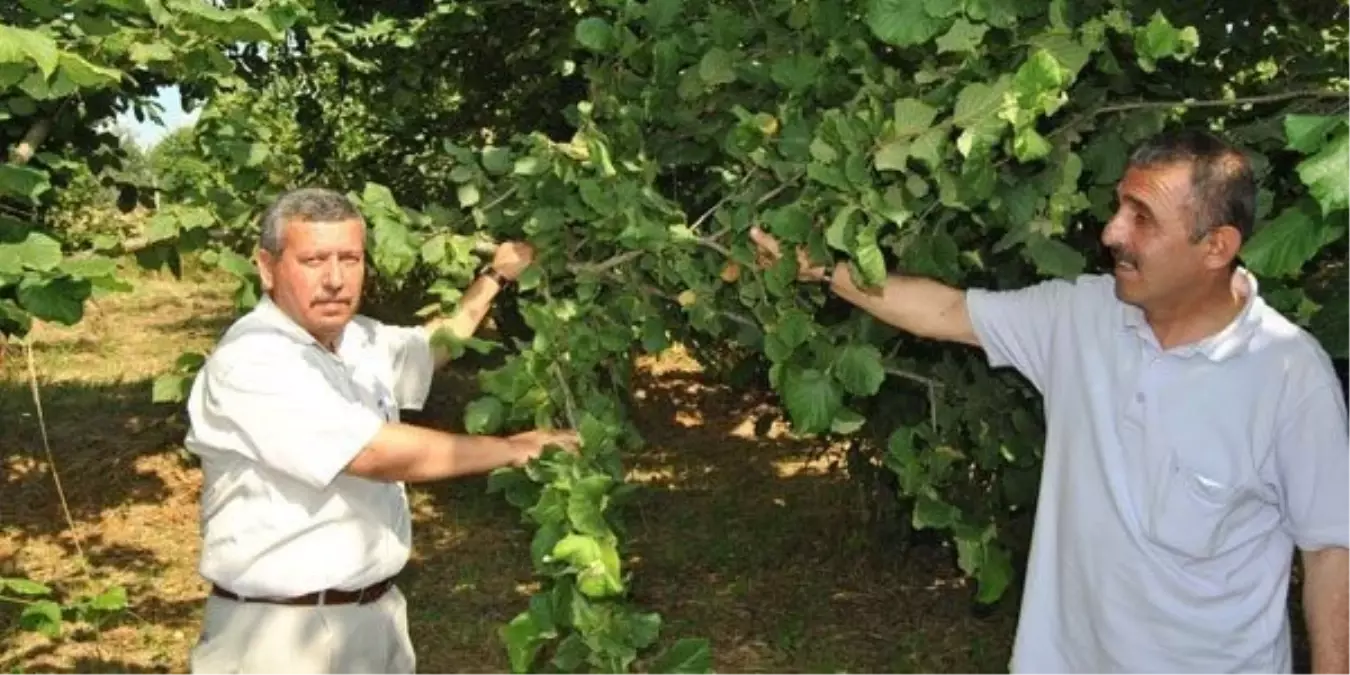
[
  {"left": 6, "top": 106, "right": 62, "bottom": 166},
  {"left": 1094, "top": 89, "right": 1345, "bottom": 115},
  {"left": 884, "top": 366, "right": 943, "bottom": 390}
]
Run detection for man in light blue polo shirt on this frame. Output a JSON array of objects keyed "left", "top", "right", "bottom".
[{"left": 750, "top": 128, "right": 1347, "bottom": 672}]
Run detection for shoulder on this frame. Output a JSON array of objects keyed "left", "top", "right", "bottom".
[
  {"left": 1246, "top": 302, "right": 1342, "bottom": 398},
  {"left": 202, "top": 310, "right": 318, "bottom": 385}
]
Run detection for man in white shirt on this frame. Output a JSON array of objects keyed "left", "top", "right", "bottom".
[
  {"left": 184, "top": 187, "right": 578, "bottom": 673},
  {"left": 751, "top": 128, "right": 1348, "bottom": 672}
]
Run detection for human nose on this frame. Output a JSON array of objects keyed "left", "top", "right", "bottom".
[
  {"left": 1100, "top": 212, "right": 1126, "bottom": 249},
  {"left": 322, "top": 258, "right": 343, "bottom": 290}
]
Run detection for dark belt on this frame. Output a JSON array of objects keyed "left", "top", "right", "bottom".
[{"left": 211, "top": 576, "right": 395, "bottom": 606}]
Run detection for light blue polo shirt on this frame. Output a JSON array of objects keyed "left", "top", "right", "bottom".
[{"left": 965, "top": 269, "right": 1348, "bottom": 673}]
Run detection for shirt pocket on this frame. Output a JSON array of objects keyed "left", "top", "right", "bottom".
[{"left": 1147, "top": 453, "right": 1246, "bottom": 561}]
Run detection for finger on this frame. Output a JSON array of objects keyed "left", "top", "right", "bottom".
[{"left": 748, "top": 226, "right": 780, "bottom": 256}]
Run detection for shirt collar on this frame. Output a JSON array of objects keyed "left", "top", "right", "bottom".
[{"left": 1121, "top": 267, "right": 1263, "bottom": 363}]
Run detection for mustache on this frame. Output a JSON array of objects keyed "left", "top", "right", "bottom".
[
  {"left": 311, "top": 297, "right": 353, "bottom": 305},
  {"left": 1109, "top": 246, "right": 1139, "bottom": 267}
]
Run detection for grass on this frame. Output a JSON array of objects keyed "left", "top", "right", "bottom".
[{"left": 0, "top": 263, "right": 1018, "bottom": 673}]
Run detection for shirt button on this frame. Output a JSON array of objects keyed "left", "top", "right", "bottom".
[{"left": 1135, "top": 393, "right": 1145, "bottom": 403}]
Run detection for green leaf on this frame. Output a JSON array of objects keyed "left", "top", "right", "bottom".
[
  {"left": 552, "top": 633, "right": 588, "bottom": 671},
  {"left": 1, "top": 577, "right": 51, "bottom": 596},
  {"left": 60, "top": 256, "right": 116, "bottom": 279},
  {"left": 894, "top": 98, "right": 938, "bottom": 137},
  {"left": 1296, "top": 131, "right": 1348, "bottom": 215},
  {"left": 566, "top": 474, "right": 613, "bottom": 538},
  {"left": 1133, "top": 11, "right": 1199, "bottom": 71},
  {"left": 963, "top": 0, "right": 1019, "bottom": 28},
  {"left": 698, "top": 48, "right": 735, "bottom": 86},
  {"left": 0, "top": 26, "right": 59, "bottom": 79},
  {"left": 552, "top": 534, "right": 624, "bottom": 598},
  {"left": 457, "top": 183, "right": 481, "bottom": 207},
  {"left": 575, "top": 17, "right": 613, "bottom": 52},
  {"left": 874, "top": 141, "right": 909, "bottom": 172},
  {"left": 1242, "top": 201, "right": 1343, "bottom": 278},
  {"left": 830, "top": 408, "right": 867, "bottom": 434},
  {"left": 89, "top": 585, "right": 128, "bottom": 612},
  {"left": 975, "top": 545, "right": 1013, "bottom": 603},
  {"left": 464, "top": 396, "right": 506, "bottom": 434},
  {"left": 481, "top": 147, "right": 513, "bottom": 175},
  {"left": 0, "top": 164, "right": 50, "bottom": 203},
  {"left": 766, "top": 205, "right": 812, "bottom": 242},
  {"left": 500, "top": 610, "right": 544, "bottom": 673},
  {"left": 833, "top": 344, "right": 886, "bottom": 396},
  {"left": 649, "top": 638, "right": 713, "bottom": 673},
  {"left": 0, "top": 230, "right": 61, "bottom": 273},
  {"left": 781, "top": 368, "right": 842, "bottom": 434},
  {"left": 952, "top": 76, "right": 1012, "bottom": 131},
  {"left": 851, "top": 223, "right": 888, "bottom": 287},
  {"left": 1285, "top": 115, "right": 1346, "bottom": 155},
  {"left": 152, "top": 373, "right": 189, "bottom": 404},
  {"left": 1022, "top": 234, "right": 1085, "bottom": 278},
  {"left": 913, "top": 493, "right": 961, "bottom": 529},
  {"left": 56, "top": 52, "right": 121, "bottom": 88},
  {"left": 867, "top": 0, "right": 950, "bottom": 47},
  {"left": 935, "top": 18, "right": 988, "bottom": 54},
  {"left": 19, "top": 600, "right": 62, "bottom": 638},
  {"left": 17, "top": 276, "right": 89, "bottom": 325}
]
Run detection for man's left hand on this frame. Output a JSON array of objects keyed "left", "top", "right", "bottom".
[{"left": 492, "top": 242, "right": 535, "bottom": 280}]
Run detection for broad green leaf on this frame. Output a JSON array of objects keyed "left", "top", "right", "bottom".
[
  {"left": 867, "top": 0, "right": 949, "bottom": 47},
  {"left": 766, "top": 204, "right": 812, "bottom": 242},
  {"left": 530, "top": 522, "right": 565, "bottom": 569},
  {"left": 963, "top": 0, "right": 1018, "bottom": 28},
  {"left": 566, "top": 474, "right": 613, "bottom": 538},
  {"left": 852, "top": 223, "right": 888, "bottom": 287},
  {"left": 1133, "top": 11, "right": 1199, "bottom": 71},
  {"left": 0, "top": 300, "right": 33, "bottom": 336},
  {"left": 89, "top": 585, "right": 128, "bottom": 611},
  {"left": 952, "top": 76, "right": 1012, "bottom": 131},
  {"left": 975, "top": 545, "right": 1013, "bottom": 603},
  {"left": 649, "top": 638, "right": 713, "bottom": 673},
  {"left": 646, "top": 0, "right": 684, "bottom": 29},
  {"left": 0, "top": 164, "right": 50, "bottom": 203},
  {"left": 1, "top": 577, "right": 51, "bottom": 596},
  {"left": 894, "top": 98, "right": 938, "bottom": 137},
  {"left": 552, "top": 534, "right": 624, "bottom": 598},
  {"left": 873, "top": 141, "right": 909, "bottom": 172},
  {"left": 909, "top": 129, "right": 946, "bottom": 169},
  {"left": 1028, "top": 31, "right": 1092, "bottom": 78},
  {"left": 552, "top": 633, "right": 588, "bottom": 671},
  {"left": 1296, "top": 131, "right": 1348, "bottom": 215},
  {"left": 936, "top": 18, "right": 988, "bottom": 54},
  {"left": 827, "top": 205, "right": 859, "bottom": 251},
  {"left": 464, "top": 396, "right": 505, "bottom": 434},
  {"left": 19, "top": 600, "right": 61, "bottom": 638},
  {"left": 776, "top": 309, "right": 815, "bottom": 349},
  {"left": 457, "top": 183, "right": 481, "bottom": 207},
  {"left": 152, "top": 373, "right": 189, "bottom": 403},
  {"left": 1242, "top": 201, "right": 1343, "bottom": 278},
  {"left": 17, "top": 276, "right": 89, "bottom": 325},
  {"left": 912, "top": 493, "right": 961, "bottom": 529},
  {"left": 781, "top": 367, "right": 842, "bottom": 434},
  {"left": 60, "top": 256, "right": 117, "bottom": 279},
  {"left": 833, "top": 344, "right": 886, "bottom": 396},
  {"left": 698, "top": 48, "right": 735, "bottom": 86},
  {"left": 1022, "top": 234, "right": 1085, "bottom": 278},
  {"left": 481, "top": 146, "right": 512, "bottom": 175},
  {"left": 575, "top": 17, "right": 613, "bottom": 52},
  {"left": 1285, "top": 115, "right": 1346, "bottom": 154},
  {"left": 830, "top": 408, "right": 867, "bottom": 434},
  {"left": 499, "top": 610, "right": 544, "bottom": 673},
  {"left": 0, "top": 26, "right": 59, "bottom": 79},
  {"left": 1013, "top": 127, "right": 1052, "bottom": 162},
  {"left": 0, "top": 231, "right": 62, "bottom": 272},
  {"left": 56, "top": 52, "right": 121, "bottom": 88}
]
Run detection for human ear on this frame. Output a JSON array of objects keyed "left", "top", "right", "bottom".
[
  {"left": 256, "top": 249, "right": 276, "bottom": 291},
  {"left": 1203, "top": 224, "right": 1243, "bottom": 270}
]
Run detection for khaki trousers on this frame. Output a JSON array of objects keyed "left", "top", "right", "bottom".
[{"left": 190, "top": 584, "right": 416, "bottom": 674}]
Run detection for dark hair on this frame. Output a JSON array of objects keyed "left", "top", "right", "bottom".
[
  {"left": 258, "top": 187, "right": 365, "bottom": 254},
  {"left": 1126, "top": 129, "right": 1257, "bottom": 243}
]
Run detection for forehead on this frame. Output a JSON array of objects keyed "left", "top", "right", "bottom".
[
  {"left": 1116, "top": 161, "right": 1193, "bottom": 205},
  {"left": 283, "top": 218, "right": 365, "bottom": 250}
]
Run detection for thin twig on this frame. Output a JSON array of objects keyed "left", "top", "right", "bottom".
[
  {"left": 1093, "top": 89, "right": 1344, "bottom": 115},
  {"left": 24, "top": 341, "right": 91, "bottom": 575},
  {"left": 884, "top": 365, "right": 943, "bottom": 390},
  {"left": 695, "top": 236, "right": 732, "bottom": 258},
  {"left": 550, "top": 363, "right": 579, "bottom": 429}
]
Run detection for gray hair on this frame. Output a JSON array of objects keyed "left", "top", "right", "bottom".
[
  {"left": 1126, "top": 129, "right": 1256, "bottom": 244},
  {"left": 258, "top": 187, "right": 365, "bottom": 254}
]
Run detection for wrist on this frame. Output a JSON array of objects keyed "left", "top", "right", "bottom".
[{"left": 482, "top": 267, "right": 511, "bottom": 288}]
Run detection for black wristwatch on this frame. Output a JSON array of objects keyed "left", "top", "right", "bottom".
[{"left": 483, "top": 267, "right": 511, "bottom": 287}]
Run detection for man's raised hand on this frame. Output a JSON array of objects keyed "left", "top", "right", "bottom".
[{"left": 748, "top": 226, "right": 831, "bottom": 282}]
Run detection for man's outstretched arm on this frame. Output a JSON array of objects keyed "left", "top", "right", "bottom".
[
  {"left": 345, "top": 423, "right": 578, "bottom": 483},
  {"left": 750, "top": 227, "right": 979, "bottom": 347}
]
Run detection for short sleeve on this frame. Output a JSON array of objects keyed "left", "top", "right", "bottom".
[
  {"left": 964, "top": 277, "right": 1078, "bottom": 392},
  {"left": 1274, "top": 383, "right": 1350, "bottom": 551},
  {"left": 375, "top": 324, "right": 435, "bottom": 410},
  {"left": 186, "top": 353, "right": 384, "bottom": 489}
]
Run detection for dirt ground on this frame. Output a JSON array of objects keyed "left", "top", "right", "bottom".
[{"left": 0, "top": 264, "right": 1017, "bottom": 673}]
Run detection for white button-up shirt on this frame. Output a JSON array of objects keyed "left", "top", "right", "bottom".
[
  {"left": 184, "top": 295, "right": 435, "bottom": 598},
  {"left": 966, "top": 269, "right": 1348, "bottom": 673}
]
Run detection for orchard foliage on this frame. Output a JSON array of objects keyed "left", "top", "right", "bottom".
[{"left": 3, "top": 0, "right": 1346, "bottom": 671}]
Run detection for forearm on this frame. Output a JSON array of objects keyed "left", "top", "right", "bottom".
[
  {"left": 1304, "top": 547, "right": 1349, "bottom": 673},
  {"left": 345, "top": 422, "right": 526, "bottom": 483},
  {"left": 827, "top": 263, "right": 978, "bottom": 346},
  {"left": 426, "top": 274, "right": 503, "bottom": 367}
]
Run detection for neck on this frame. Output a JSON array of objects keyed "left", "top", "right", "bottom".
[{"left": 1144, "top": 270, "right": 1246, "bottom": 350}]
